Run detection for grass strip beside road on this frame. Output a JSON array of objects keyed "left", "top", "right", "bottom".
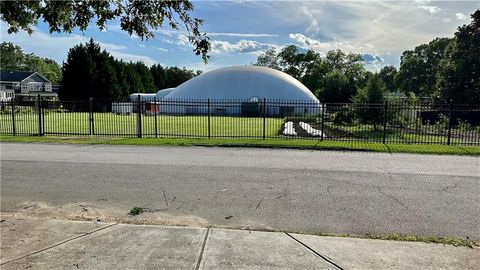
[{"left": 1, "top": 135, "right": 480, "bottom": 155}]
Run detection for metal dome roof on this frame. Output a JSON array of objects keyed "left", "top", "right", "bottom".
[{"left": 163, "top": 66, "right": 318, "bottom": 101}]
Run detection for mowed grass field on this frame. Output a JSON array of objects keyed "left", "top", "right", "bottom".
[
  {"left": 1, "top": 108, "right": 477, "bottom": 145},
  {"left": 0, "top": 111, "right": 284, "bottom": 138}
]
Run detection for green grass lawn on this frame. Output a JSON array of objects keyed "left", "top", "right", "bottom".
[
  {"left": 0, "top": 112, "right": 283, "bottom": 138},
  {"left": 1, "top": 111, "right": 478, "bottom": 152},
  {"left": 1, "top": 135, "right": 480, "bottom": 155}
]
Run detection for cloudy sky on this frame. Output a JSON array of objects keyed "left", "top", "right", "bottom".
[{"left": 1, "top": 0, "right": 478, "bottom": 71}]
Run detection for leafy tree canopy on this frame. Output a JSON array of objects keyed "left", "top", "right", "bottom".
[
  {"left": 395, "top": 37, "right": 452, "bottom": 97},
  {"left": 436, "top": 10, "right": 480, "bottom": 104},
  {"left": 378, "top": 65, "right": 397, "bottom": 92},
  {"left": 0, "top": 41, "right": 62, "bottom": 83},
  {"left": 255, "top": 46, "right": 366, "bottom": 100},
  {"left": 353, "top": 74, "right": 386, "bottom": 130},
  {"left": 254, "top": 48, "right": 280, "bottom": 70},
  {"left": 315, "top": 70, "right": 357, "bottom": 103},
  {"left": 0, "top": 0, "right": 211, "bottom": 62}
]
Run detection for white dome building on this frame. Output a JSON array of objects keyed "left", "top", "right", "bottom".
[
  {"left": 156, "top": 88, "right": 175, "bottom": 99},
  {"left": 159, "top": 66, "right": 320, "bottom": 116}
]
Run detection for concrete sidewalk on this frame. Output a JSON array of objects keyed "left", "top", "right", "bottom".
[{"left": 1, "top": 215, "right": 478, "bottom": 270}]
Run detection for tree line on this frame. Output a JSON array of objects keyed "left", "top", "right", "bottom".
[
  {"left": 59, "top": 39, "right": 201, "bottom": 100},
  {"left": 0, "top": 39, "right": 201, "bottom": 100},
  {"left": 255, "top": 10, "right": 480, "bottom": 106}
]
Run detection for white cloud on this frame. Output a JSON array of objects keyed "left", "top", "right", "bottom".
[
  {"left": 414, "top": 0, "right": 431, "bottom": 3},
  {"left": 154, "top": 27, "right": 278, "bottom": 38},
  {"left": 176, "top": 34, "right": 191, "bottom": 47},
  {"left": 302, "top": 6, "right": 320, "bottom": 35},
  {"left": 99, "top": 43, "right": 127, "bottom": 51},
  {"left": 210, "top": 39, "right": 273, "bottom": 55},
  {"left": 156, "top": 47, "right": 169, "bottom": 52},
  {"left": 257, "top": 0, "right": 473, "bottom": 56},
  {"left": 173, "top": 32, "right": 275, "bottom": 55},
  {"left": 288, "top": 33, "right": 385, "bottom": 71},
  {"left": 207, "top": 32, "right": 278, "bottom": 38},
  {"left": 456, "top": 12, "right": 468, "bottom": 20},
  {"left": 288, "top": 33, "right": 330, "bottom": 48},
  {"left": 417, "top": 5, "right": 441, "bottom": 14},
  {"left": 138, "top": 44, "right": 146, "bottom": 48},
  {"left": 288, "top": 33, "right": 367, "bottom": 54}
]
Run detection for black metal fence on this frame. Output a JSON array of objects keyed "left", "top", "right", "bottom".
[{"left": 1, "top": 95, "right": 479, "bottom": 145}]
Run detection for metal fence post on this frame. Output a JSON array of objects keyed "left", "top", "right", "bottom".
[
  {"left": 207, "top": 98, "right": 211, "bottom": 139},
  {"left": 447, "top": 100, "right": 453, "bottom": 145},
  {"left": 382, "top": 100, "right": 388, "bottom": 144},
  {"left": 154, "top": 96, "right": 158, "bottom": 138},
  {"left": 263, "top": 98, "right": 266, "bottom": 140},
  {"left": 89, "top": 97, "right": 94, "bottom": 135},
  {"left": 11, "top": 98, "right": 16, "bottom": 136},
  {"left": 320, "top": 103, "right": 325, "bottom": 141},
  {"left": 42, "top": 98, "right": 45, "bottom": 135},
  {"left": 37, "top": 94, "right": 43, "bottom": 136},
  {"left": 137, "top": 94, "right": 142, "bottom": 138}
]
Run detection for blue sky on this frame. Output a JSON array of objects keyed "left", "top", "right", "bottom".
[{"left": 1, "top": 1, "right": 479, "bottom": 71}]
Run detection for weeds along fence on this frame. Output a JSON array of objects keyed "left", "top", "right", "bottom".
[{"left": 0, "top": 95, "right": 479, "bottom": 145}]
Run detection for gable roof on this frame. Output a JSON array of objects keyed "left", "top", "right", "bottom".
[{"left": 0, "top": 70, "right": 45, "bottom": 82}]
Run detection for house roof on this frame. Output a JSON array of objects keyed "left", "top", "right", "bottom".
[{"left": 0, "top": 70, "right": 38, "bottom": 82}]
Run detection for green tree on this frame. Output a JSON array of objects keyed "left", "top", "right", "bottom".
[
  {"left": 436, "top": 10, "right": 480, "bottom": 104},
  {"left": 150, "top": 64, "right": 199, "bottom": 90},
  {"left": 150, "top": 64, "right": 167, "bottom": 90},
  {"left": 316, "top": 71, "right": 357, "bottom": 103},
  {"left": 132, "top": 62, "right": 156, "bottom": 93},
  {"left": 0, "top": 0, "right": 210, "bottom": 62},
  {"left": 277, "top": 45, "right": 304, "bottom": 79},
  {"left": 325, "top": 50, "right": 365, "bottom": 80},
  {"left": 124, "top": 63, "right": 144, "bottom": 97},
  {"left": 165, "top": 67, "right": 197, "bottom": 88},
  {"left": 0, "top": 42, "right": 26, "bottom": 70},
  {"left": 378, "top": 65, "right": 397, "bottom": 92},
  {"left": 255, "top": 46, "right": 366, "bottom": 102},
  {"left": 24, "top": 55, "right": 63, "bottom": 84},
  {"left": 395, "top": 37, "right": 452, "bottom": 97},
  {"left": 113, "top": 60, "right": 130, "bottom": 99},
  {"left": 255, "top": 48, "right": 280, "bottom": 70},
  {"left": 0, "top": 42, "right": 62, "bottom": 83},
  {"left": 60, "top": 39, "right": 118, "bottom": 99},
  {"left": 353, "top": 74, "right": 386, "bottom": 131}
]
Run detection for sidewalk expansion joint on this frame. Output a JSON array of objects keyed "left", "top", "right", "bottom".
[
  {"left": 0, "top": 223, "right": 118, "bottom": 266},
  {"left": 195, "top": 227, "right": 211, "bottom": 270},
  {"left": 285, "top": 232, "right": 344, "bottom": 270}
]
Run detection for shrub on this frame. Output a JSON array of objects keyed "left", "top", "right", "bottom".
[{"left": 332, "top": 107, "right": 355, "bottom": 124}]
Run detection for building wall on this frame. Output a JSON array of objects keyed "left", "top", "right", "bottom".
[
  {"left": 0, "top": 89, "right": 15, "bottom": 101},
  {"left": 157, "top": 100, "right": 321, "bottom": 117}
]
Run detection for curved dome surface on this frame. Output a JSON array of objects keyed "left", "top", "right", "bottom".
[
  {"left": 163, "top": 66, "right": 317, "bottom": 101},
  {"left": 156, "top": 88, "right": 175, "bottom": 99}
]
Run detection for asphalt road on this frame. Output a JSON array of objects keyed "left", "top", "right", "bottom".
[{"left": 1, "top": 143, "right": 479, "bottom": 239}]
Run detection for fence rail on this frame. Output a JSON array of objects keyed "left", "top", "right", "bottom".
[{"left": 1, "top": 96, "right": 479, "bottom": 145}]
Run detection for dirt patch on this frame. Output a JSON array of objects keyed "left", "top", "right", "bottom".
[
  {"left": 12, "top": 202, "right": 209, "bottom": 228},
  {"left": 309, "top": 122, "right": 360, "bottom": 139}
]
